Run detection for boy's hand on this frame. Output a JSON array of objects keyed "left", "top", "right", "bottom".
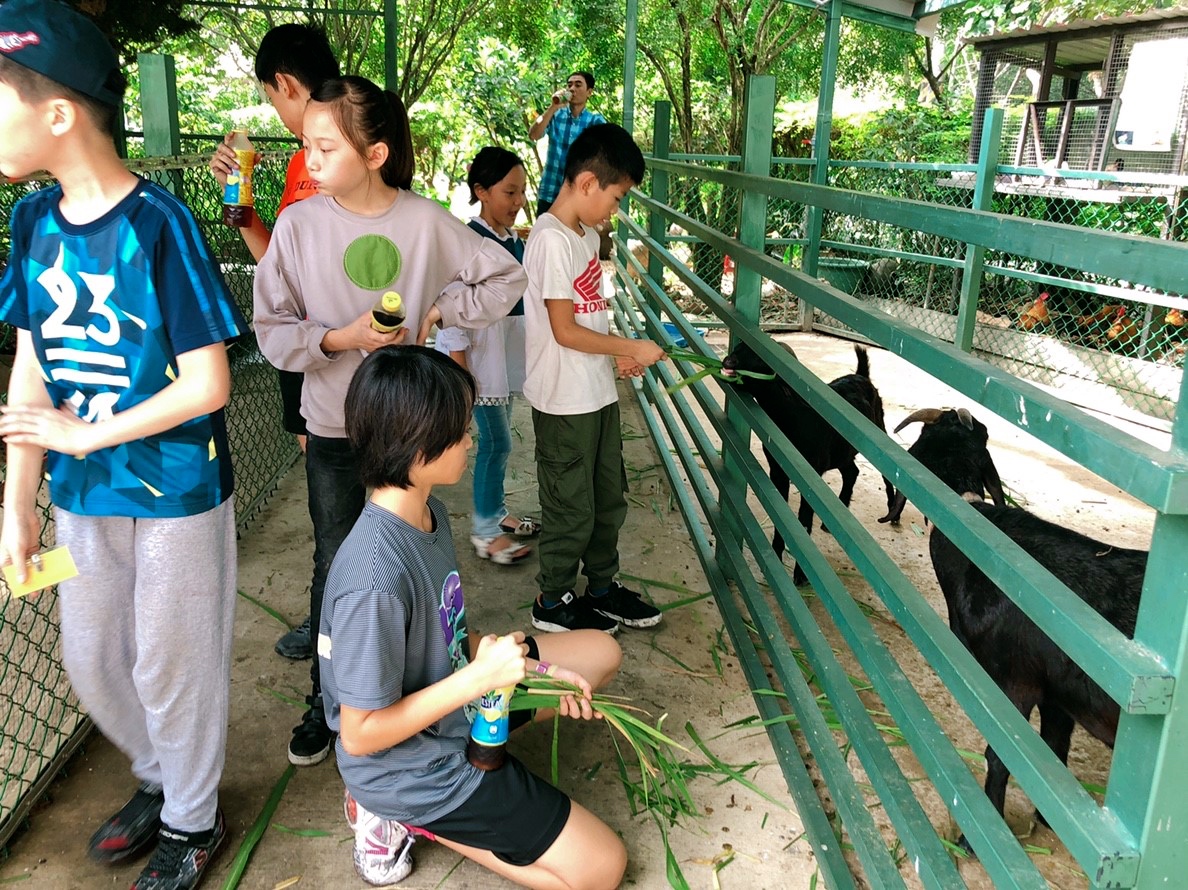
[
  {"left": 0, "top": 510, "right": 41, "bottom": 585},
  {"left": 547, "top": 665, "right": 598, "bottom": 721},
  {"left": 471, "top": 632, "right": 528, "bottom": 692},
  {"left": 614, "top": 355, "right": 645, "bottom": 378},
  {"left": 327, "top": 310, "right": 408, "bottom": 355},
  {"left": 208, "top": 133, "right": 259, "bottom": 187},
  {"left": 631, "top": 338, "right": 667, "bottom": 368},
  {"left": 0, "top": 404, "right": 97, "bottom": 456}
]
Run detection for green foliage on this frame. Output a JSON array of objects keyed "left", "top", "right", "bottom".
[
  {"left": 68, "top": 0, "right": 196, "bottom": 56},
  {"left": 830, "top": 100, "right": 975, "bottom": 163}
]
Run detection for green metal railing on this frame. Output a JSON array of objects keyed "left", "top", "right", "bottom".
[
  {"left": 616, "top": 86, "right": 1188, "bottom": 888},
  {"left": 0, "top": 153, "right": 300, "bottom": 851}
]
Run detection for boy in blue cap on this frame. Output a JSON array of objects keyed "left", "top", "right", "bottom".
[{"left": 0, "top": 2, "right": 247, "bottom": 888}]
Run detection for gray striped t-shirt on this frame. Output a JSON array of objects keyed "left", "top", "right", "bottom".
[{"left": 318, "top": 496, "right": 483, "bottom": 824}]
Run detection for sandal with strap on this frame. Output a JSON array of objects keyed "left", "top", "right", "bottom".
[
  {"left": 471, "top": 534, "right": 532, "bottom": 566},
  {"left": 500, "top": 515, "right": 542, "bottom": 537}
]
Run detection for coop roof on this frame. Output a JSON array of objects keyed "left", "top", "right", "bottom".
[{"left": 968, "top": 8, "right": 1188, "bottom": 62}]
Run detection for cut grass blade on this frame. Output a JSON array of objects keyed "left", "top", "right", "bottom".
[
  {"left": 222, "top": 764, "right": 296, "bottom": 890},
  {"left": 685, "top": 722, "right": 789, "bottom": 810},
  {"left": 272, "top": 824, "right": 332, "bottom": 838},
  {"left": 236, "top": 588, "right": 291, "bottom": 629}
]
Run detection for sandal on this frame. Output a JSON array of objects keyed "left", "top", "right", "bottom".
[
  {"left": 500, "top": 515, "right": 542, "bottom": 537},
  {"left": 471, "top": 534, "right": 532, "bottom": 566}
]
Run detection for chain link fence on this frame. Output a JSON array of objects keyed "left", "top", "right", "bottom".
[
  {"left": 802, "top": 158, "right": 1187, "bottom": 423},
  {"left": 0, "top": 151, "right": 299, "bottom": 850}
]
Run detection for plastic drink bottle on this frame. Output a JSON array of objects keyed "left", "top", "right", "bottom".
[
  {"left": 370, "top": 291, "right": 405, "bottom": 332},
  {"left": 222, "top": 130, "right": 256, "bottom": 228},
  {"left": 467, "top": 684, "right": 515, "bottom": 771}
]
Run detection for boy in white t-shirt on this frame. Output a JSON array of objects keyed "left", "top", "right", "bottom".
[{"left": 522, "top": 124, "right": 667, "bottom": 634}]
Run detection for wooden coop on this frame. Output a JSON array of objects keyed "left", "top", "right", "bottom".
[{"left": 964, "top": 9, "right": 1188, "bottom": 236}]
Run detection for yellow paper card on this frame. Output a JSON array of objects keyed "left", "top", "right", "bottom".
[{"left": 3, "top": 546, "right": 79, "bottom": 598}]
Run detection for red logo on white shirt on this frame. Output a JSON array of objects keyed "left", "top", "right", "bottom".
[
  {"left": 0, "top": 31, "right": 39, "bottom": 53},
  {"left": 573, "top": 256, "right": 607, "bottom": 314}
]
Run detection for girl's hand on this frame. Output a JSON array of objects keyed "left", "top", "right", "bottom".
[
  {"left": 0, "top": 509, "right": 41, "bottom": 585},
  {"left": 547, "top": 665, "right": 598, "bottom": 721},
  {"left": 416, "top": 305, "right": 443, "bottom": 346},
  {"left": 330, "top": 310, "right": 407, "bottom": 354},
  {"left": 0, "top": 404, "right": 98, "bottom": 456},
  {"left": 471, "top": 632, "right": 528, "bottom": 693}
]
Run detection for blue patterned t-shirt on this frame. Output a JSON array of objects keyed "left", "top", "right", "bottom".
[
  {"left": 538, "top": 108, "right": 607, "bottom": 204},
  {"left": 0, "top": 180, "right": 247, "bottom": 518}
]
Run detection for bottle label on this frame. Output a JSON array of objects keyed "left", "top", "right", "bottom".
[
  {"left": 469, "top": 688, "right": 512, "bottom": 747},
  {"left": 223, "top": 149, "right": 256, "bottom": 207}
]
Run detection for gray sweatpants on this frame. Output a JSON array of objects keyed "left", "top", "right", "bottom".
[{"left": 55, "top": 498, "right": 237, "bottom": 832}]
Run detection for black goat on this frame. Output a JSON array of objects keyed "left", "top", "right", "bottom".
[
  {"left": 880, "top": 407, "right": 1006, "bottom": 524},
  {"left": 930, "top": 497, "right": 1146, "bottom": 848},
  {"left": 720, "top": 340, "right": 898, "bottom": 586}
]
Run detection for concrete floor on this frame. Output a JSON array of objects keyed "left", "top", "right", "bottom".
[
  {"left": 0, "top": 375, "right": 816, "bottom": 889},
  {"left": 0, "top": 328, "right": 1163, "bottom": 890}
]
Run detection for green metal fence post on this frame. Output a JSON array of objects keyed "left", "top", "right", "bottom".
[
  {"left": 719, "top": 76, "right": 775, "bottom": 565},
  {"left": 1106, "top": 369, "right": 1188, "bottom": 886},
  {"left": 734, "top": 75, "right": 775, "bottom": 326},
  {"left": 648, "top": 102, "right": 671, "bottom": 285},
  {"left": 799, "top": 0, "right": 842, "bottom": 331},
  {"left": 137, "top": 53, "right": 181, "bottom": 195},
  {"left": 383, "top": 0, "right": 399, "bottom": 94},
  {"left": 954, "top": 107, "right": 1003, "bottom": 352},
  {"left": 619, "top": 0, "right": 639, "bottom": 247}
]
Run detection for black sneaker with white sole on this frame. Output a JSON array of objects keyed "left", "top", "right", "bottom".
[
  {"left": 531, "top": 591, "right": 619, "bottom": 634},
  {"left": 130, "top": 810, "right": 225, "bottom": 890},
  {"left": 589, "top": 581, "right": 662, "bottom": 628},
  {"left": 288, "top": 694, "right": 335, "bottom": 766}
]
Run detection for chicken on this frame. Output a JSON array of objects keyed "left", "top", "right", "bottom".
[
  {"left": 1076, "top": 304, "right": 1125, "bottom": 328},
  {"left": 1165, "top": 308, "right": 1186, "bottom": 327},
  {"left": 1105, "top": 307, "right": 1139, "bottom": 347},
  {"left": 1017, "top": 292, "right": 1050, "bottom": 331}
]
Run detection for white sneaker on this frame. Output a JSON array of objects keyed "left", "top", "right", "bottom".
[{"left": 344, "top": 789, "right": 414, "bottom": 886}]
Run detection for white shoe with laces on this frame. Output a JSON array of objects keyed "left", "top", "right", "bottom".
[{"left": 344, "top": 789, "right": 415, "bottom": 886}]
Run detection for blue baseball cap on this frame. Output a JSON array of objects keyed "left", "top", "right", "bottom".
[{"left": 0, "top": 0, "right": 123, "bottom": 107}]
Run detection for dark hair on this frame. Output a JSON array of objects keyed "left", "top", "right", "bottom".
[
  {"left": 346, "top": 346, "right": 476, "bottom": 490},
  {"left": 254, "top": 24, "right": 340, "bottom": 92},
  {"left": 0, "top": 56, "right": 124, "bottom": 137},
  {"left": 309, "top": 76, "right": 414, "bottom": 190},
  {"left": 569, "top": 71, "right": 595, "bottom": 90},
  {"left": 467, "top": 146, "right": 525, "bottom": 204},
  {"left": 563, "top": 123, "right": 645, "bottom": 189}
]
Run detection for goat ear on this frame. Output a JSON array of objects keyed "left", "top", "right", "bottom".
[{"left": 956, "top": 408, "right": 974, "bottom": 430}]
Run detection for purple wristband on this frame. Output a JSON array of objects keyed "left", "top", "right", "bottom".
[{"left": 535, "top": 661, "right": 552, "bottom": 676}]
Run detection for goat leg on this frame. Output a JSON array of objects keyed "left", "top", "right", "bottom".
[
  {"left": 1035, "top": 703, "right": 1076, "bottom": 829},
  {"left": 763, "top": 446, "right": 791, "bottom": 561}
]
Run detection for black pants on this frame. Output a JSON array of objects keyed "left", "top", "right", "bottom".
[{"left": 304, "top": 433, "right": 366, "bottom": 694}]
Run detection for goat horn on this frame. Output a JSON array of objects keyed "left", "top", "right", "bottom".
[
  {"left": 894, "top": 408, "right": 943, "bottom": 433},
  {"left": 956, "top": 408, "right": 974, "bottom": 430}
]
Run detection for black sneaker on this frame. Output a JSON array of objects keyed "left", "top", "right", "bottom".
[
  {"left": 531, "top": 591, "right": 619, "bottom": 634},
  {"left": 130, "top": 810, "right": 225, "bottom": 890},
  {"left": 274, "top": 615, "right": 313, "bottom": 660},
  {"left": 88, "top": 781, "right": 164, "bottom": 863},
  {"left": 590, "top": 581, "right": 662, "bottom": 628},
  {"left": 289, "top": 695, "right": 334, "bottom": 766}
]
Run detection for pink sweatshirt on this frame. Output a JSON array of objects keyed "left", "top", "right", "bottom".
[{"left": 253, "top": 190, "right": 527, "bottom": 437}]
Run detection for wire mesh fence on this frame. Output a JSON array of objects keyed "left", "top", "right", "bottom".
[
  {"left": 0, "top": 151, "right": 299, "bottom": 849},
  {"left": 784, "top": 158, "right": 1188, "bottom": 423}
]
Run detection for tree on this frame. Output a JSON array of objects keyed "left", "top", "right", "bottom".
[{"left": 70, "top": 0, "right": 197, "bottom": 55}]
